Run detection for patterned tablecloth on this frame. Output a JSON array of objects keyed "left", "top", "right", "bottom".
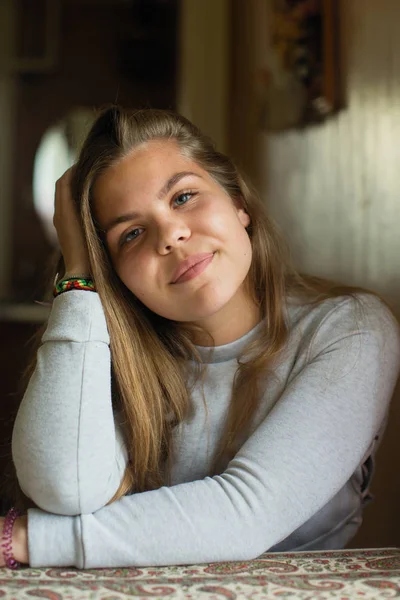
[{"left": 1, "top": 548, "right": 399, "bottom": 599}]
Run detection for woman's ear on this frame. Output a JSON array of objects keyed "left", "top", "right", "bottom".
[
  {"left": 238, "top": 207, "right": 251, "bottom": 228},
  {"left": 233, "top": 196, "right": 251, "bottom": 228}
]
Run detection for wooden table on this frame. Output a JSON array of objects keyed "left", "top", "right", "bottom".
[{"left": 1, "top": 548, "right": 399, "bottom": 599}]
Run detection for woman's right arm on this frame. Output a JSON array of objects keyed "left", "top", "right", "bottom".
[
  {"left": 12, "top": 291, "right": 128, "bottom": 516},
  {"left": 12, "top": 169, "right": 128, "bottom": 516}
]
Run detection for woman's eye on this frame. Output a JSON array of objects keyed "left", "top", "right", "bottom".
[
  {"left": 174, "top": 192, "right": 193, "bottom": 206},
  {"left": 121, "top": 227, "right": 143, "bottom": 246}
]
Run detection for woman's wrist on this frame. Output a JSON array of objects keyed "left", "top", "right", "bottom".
[
  {"left": 13, "top": 516, "right": 29, "bottom": 565},
  {"left": 63, "top": 270, "right": 91, "bottom": 280}
]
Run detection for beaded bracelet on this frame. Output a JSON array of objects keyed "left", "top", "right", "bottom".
[
  {"left": 1, "top": 507, "right": 21, "bottom": 569},
  {"left": 53, "top": 277, "right": 96, "bottom": 298}
]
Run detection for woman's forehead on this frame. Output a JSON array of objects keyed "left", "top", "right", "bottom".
[
  {"left": 92, "top": 140, "right": 209, "bottom": 222},
  {"left": 97, "top": 140, "right": 203, "bottom": 193}
]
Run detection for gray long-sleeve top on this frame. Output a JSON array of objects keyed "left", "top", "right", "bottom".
[{"left": 12, "top": 291, "right": 400, "bottom": 568}]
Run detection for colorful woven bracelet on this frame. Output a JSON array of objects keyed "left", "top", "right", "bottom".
[
  {"left": 1, "top": 507, "right": 21, "bottom": 569},
  {"left": 53, "top": 277, "right": 96, "bottom": 297}
]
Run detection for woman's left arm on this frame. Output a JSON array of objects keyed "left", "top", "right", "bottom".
[{"left": 22, "top": 296, "right": 400, "bottom": 568}]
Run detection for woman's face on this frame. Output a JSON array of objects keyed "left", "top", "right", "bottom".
[{"left": 94, "top": 140, "right": 253, "bottom": 327}]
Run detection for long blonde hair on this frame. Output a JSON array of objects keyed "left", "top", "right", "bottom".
[{"left": 20, "top": 106, "right": 369, "bottom": 506}]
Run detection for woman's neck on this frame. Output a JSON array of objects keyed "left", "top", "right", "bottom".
[{"left": 192, "top": 290, "right": 261, "bottom": 347}]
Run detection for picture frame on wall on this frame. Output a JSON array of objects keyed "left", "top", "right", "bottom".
[{"left": 260, "top": 0, "right": 342, "bottom": 131}]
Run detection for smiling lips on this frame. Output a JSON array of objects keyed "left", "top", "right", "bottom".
[{"left": 171, "top": 253, "right": 214, "bottom": 284}]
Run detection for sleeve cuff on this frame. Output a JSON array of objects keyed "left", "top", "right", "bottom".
[
  {"left": 42, "top": 290, "right": 109, "bottom": 344},
  {"left": 28, "top": 509, "right": 84, "bottom": 568}
]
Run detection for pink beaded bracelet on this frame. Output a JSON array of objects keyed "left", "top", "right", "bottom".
[{"left": 1, "top": 507, "right": 21, "bottom": 569}]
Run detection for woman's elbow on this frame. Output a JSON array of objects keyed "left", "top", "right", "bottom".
[
  {"left": 13, "top": 463, "right": 114, "bottom": 516},
  {"left": 17, "top": 481, "right": 112, "bottom": 516}
]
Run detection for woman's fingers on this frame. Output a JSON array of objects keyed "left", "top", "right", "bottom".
[{"left": 53, "top": 167, "right": 91, "bottom": 276}]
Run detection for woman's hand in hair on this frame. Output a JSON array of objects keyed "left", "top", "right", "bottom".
[{"left": 53, "top": 167, "right": 91, "bottom": 278}]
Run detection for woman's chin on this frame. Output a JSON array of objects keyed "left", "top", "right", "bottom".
[{"left": 160, "top": 286, "right": 239, "bottom": 324}]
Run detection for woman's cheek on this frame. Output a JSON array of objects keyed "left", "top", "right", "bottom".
[
  {"left": 116, "top": 254, "right": 140, "bottom": 291},
  {"left": 202, "top": 213, "right": 229, "bottom": 238}
]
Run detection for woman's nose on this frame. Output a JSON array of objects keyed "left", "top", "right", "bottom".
[{"left": 156, "top": 218, "right": 191, "bottom": 254}]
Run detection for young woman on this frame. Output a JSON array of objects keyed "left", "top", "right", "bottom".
[{"left": 2, "top": 107, "right": 400, "bottom": 569}]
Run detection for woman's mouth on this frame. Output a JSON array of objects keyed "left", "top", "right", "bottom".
[{"left": 171, "top": 253, "right": 215, "bottom": 284}]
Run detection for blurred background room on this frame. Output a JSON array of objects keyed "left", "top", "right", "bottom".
[{"left": 0, "top": 0, "right": 399, "bottom": 550}]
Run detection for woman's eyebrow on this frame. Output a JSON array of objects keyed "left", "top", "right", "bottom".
[
  {"left": 103, "top": 211, "right": 142, "bottom": 235},
  {"left": 103, "top": 171, "right": 203, "bottom": 235},
  {"left": 157, "top": 171, "right": 203, "bottom": 199}
]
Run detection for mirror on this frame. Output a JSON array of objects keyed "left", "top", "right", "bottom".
[{"left": 32, "top": 107, "right": 95, "bottom": 245}]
